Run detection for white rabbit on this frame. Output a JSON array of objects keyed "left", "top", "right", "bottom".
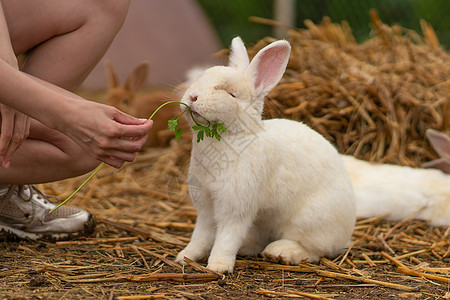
[
  {"left": 342, "top": 129, "right": 450, "bottom": 227},
  {"left": 175, "top": 37, "right": 356, "bottom": 274}
]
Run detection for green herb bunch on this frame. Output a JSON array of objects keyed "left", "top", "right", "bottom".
[
  {"left": 167, "top": 104, "right": 226, "bottom": 143},
  {"left": 50, "top": 101, "right": 226, "bottom": 212}
]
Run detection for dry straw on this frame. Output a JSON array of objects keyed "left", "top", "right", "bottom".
[
  {"left": 32, "top": 11, "right": 449, "bottom": 299},
  {"left": 252, "top": 10, "right": 449, "bottom": 166}
]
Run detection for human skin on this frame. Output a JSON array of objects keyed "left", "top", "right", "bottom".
[{"left": 0, "top": 0, "right": 153, "bottom": 183}]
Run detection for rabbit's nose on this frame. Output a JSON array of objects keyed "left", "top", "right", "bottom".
[{"left": 190, "top": 95, "right": 198, "bottom": 102}]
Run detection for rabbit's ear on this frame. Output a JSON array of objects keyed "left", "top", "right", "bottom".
[
  {"left": 124, "top": 61, "right": 149, "bottom": 93},
  {"left": 244, "top": 40, "right": 291, "bottom": 97},
  {"left": 106, "top": 61, "right": 119, "bottom": 89},
  {"left": 229, "top": 37, "right": 249, "bottom": 71},
  {"left": 426, "top": 129, "right": 450, "bottom": 160},
  {"left": 422, "top": 158, "right": 450, "bottom": 174}
]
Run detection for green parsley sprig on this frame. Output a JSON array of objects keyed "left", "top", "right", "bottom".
[
  {"left": 50, "top": 101, "right": 226, "bottom": 212},
  {"left": 165, "top": 102, "right": 227, "bottom": 143}
]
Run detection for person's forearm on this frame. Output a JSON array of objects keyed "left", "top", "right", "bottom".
[
  {"left": 1, "top": 2, "right": 85, "bottom": 130},
  {"left": 0, "top": 59, "right": 79, "bottom": 130}
]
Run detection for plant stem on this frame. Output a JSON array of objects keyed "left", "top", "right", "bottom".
[
  {"left": 149, "top": 101, "right": 203, "bottom": 126},
  {"left": 51, "top": 101, "right": 186, "bottom": 213},
  {"left": 50, "top": 100, "right": 220, "bottom": 213},
  {"left": 50, "top": 163, "right": 104, "bottom": 212}
]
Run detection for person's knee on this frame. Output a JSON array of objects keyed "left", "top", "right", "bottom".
[
  {"left": 64, "top": 148, "right": 101, "bottom": 177},
  {"left": 43, "top": 131, "right": 101, "bottom": 177},
  {"left": 84, "top": 0, "right": 130, "bottom": 29}
]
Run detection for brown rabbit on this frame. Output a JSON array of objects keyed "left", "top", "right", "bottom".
[{"left": 106, "top": 61, "right": 189, "bottom": 148}]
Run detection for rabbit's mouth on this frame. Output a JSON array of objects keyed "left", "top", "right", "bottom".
[
  {"left": 190, "top": 107, "right": 207, "bottom": 122},
  {"left": 192, "top": 111, "right": 201, "bottom": 118}
]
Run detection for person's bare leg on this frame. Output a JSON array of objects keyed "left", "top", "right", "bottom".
[
  {"left": 4, "top": 0, "right": 130, "bottom": 90},
  {"left": 0, "top": 0, "right": 130, "bottom": 184},
  {"left": 0, "top": 118, "right": 101, "bottom": 184}
]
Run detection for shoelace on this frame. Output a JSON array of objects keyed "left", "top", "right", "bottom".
[
  {"left": 0, "top": 185, "right": 34, "bottom": 208},
  {"left": 9, "top": 185, "right": 57, "bottom": 205}
]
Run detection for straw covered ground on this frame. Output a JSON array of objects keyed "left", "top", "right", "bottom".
[{"left": 1, "top": 12, "right": 449, "bottom": 299}]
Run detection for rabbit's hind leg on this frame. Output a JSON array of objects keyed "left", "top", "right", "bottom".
[
  {"left": 238, "top": 226, "right": 270, "bottom": 256},
  {"left": 261, "top": 239, "right": 320, "bottom": 264}
]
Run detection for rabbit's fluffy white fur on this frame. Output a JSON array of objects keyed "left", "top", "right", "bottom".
[
  {"left": 175, "top": 37, "right": 356, "bottom": 273},
  {"left": 342, "top": 155, "right": 450, "bottom": 227}
]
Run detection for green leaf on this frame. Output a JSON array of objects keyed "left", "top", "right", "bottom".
[
  {"left": 192, "top": 124, "right": 205, "bottom": 131},
  {"left": 212, "top": 129, "right": 221, "bottom": 141},
  {"left": 196, "top": 130, "right": 205, "bottom": 143},
  {"left": 168, "top": 118, "right": 178, "bottom": 132},
  {"left": 175, "top": 128, "right": 183, "bottom": 140},
  {"left": 209, "top": 123, "right": 225, "bottom": 141},
  {"left": 216, "top": 123, "right": 227, "bottom": 133},
  {"left": 204, "top": 127, "right": 211, "bottom": 137}
]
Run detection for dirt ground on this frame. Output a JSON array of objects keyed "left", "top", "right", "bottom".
[
  {"left": 0, "top": 218, "right": 448, "bottom": 299},
  {"left": 0, "top": 142, "right": 448, "bottom": 300}
]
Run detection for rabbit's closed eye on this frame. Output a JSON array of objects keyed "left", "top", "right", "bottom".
[
  {"left": 227, "top": 91, "right": 236, "bottom": 98},
  {"left": 215, "top": 84, "right": 236, "bottom": 98}
]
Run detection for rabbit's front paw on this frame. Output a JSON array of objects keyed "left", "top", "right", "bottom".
[
  {"left": 175, "top": 243, "right": 210, "bottom": 264},
  {"left": 207, "top": 259, "right": 234, "bottom": 274},
  {"left": 175, "top": 251, "right": 188, "bottom": 265},
  {"left": 262, "top": 239, "right": 319, "bottom": 264},
  {"left": 175, "top": 249, "right": 203, "bottom": 264}
]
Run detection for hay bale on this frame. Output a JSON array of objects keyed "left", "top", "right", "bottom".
[{"left": 254, "top": 12, "right": 449, "bottom": 167}]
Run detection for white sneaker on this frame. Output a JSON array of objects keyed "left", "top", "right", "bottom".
[{"left": 0, "top": 184, "right": 95, "bottom": 240}]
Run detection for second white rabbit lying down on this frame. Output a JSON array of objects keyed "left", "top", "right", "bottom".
[
  {"left": 342, "top": 154, "right": 450, "bottom": 227},
  {"left": 175, "top": 37, "right": 356, "bottom": 274}
]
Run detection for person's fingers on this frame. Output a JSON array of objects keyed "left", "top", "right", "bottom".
[
  {"left": 113, "top": 109, "right": 149, "bottom": 125},
  {"left": 82, "top": 133, "right": 148, "bottom": 168},
  {"left": 25, "top": 116, "right": 31, "bottom": 138},
  {"left": 4, "top": 113, "right": 29, "bottom": 162},
  {"left": 97, "top": 150, "right": 137, "bottom": 168},
  {"left": 99, "top": 135, "right": 147, "bottom": 158},
  {"left": 0, "top": 108, "right": 14, "bottom": 168},
  {"left": 101, "top": 156, "right": 127, "bottom": 169},
  {"left": 111, "top": 110, "right": 153, "bottom": 138},
  {"left": 58, "top": 102, "right": 153, "bottom": 168},
  {"left": 117, "top": 121, "right": 153, "bottom": 139},
  {"left": 119, "top": 133, "right": 149, "bottom": 150}
]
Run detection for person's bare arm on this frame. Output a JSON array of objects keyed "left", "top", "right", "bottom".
[
  {"left": 0, "top": 2, "right": 31, "bottom": 168},
  {"left": 0, "top": 59, "right": 152, "bottom": 168}
]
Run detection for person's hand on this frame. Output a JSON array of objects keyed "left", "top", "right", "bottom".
[
  {"left": 0, "top": 104, "right": 30, "bottom": 168},
  {"left": 58, "top": 99, "right": 153, "bottom": 168}
]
